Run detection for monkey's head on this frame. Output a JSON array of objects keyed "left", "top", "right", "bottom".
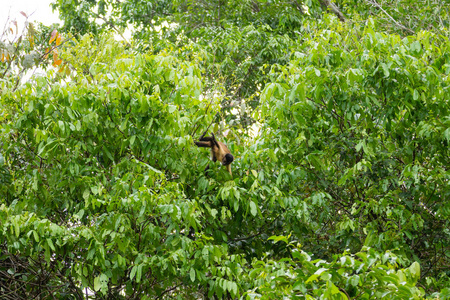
[{"left": 222, "top": 154, "right": 234, "bottom": 166}]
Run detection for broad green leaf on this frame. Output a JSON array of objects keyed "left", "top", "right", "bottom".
[
  {"left": 130, "top": 265, "right": 137, "bottom": 281},
  {"left": 190, "top": 268, "right": 196, "bottom": 282},
  {"left": 249, "top": 201, "right": 257, "bottom": 216},
  {"left": 409, "top": 262, "right": 420, "bottom": 282},
  {"left": 94, "top": 276, "right": 101, "bottom": 291}
]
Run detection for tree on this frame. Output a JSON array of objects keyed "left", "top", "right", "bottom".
[
  {"left": 0, "top": 12, "right": 65, "bottom": 90},
  {"left": 0, "top": 34, "right": 245, "bottom": 299},
  {"left": 1, "top": 0, "right": 449, "bottom": 298},
  {"left": 253, "top": 15, "right": 450, "bottom": 296}
]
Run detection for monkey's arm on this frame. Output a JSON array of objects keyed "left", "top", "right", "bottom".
[
  {"left": 195, "top": 141, "right": 212, "bottom": 147},
  {"left": 198, "top": 136, "right": 215, "bottom": 142},
  {"left": 199, "top": 133, "right": 219, "bottom": 148}
]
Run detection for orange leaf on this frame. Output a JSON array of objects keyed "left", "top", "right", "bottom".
[
  {"left": 49, "top": 29, "right": 58, "bottom": 44},
  {"left": 28, "top": 36, "right": 35, "bottom": 49},
  {"left": 54, "top": 59, "right": 63, "bottom": 66},
  {"left": 44, "top": 48, "right": 50, "bottom": 59},
  {"left": 53, "top": 52, "right": 58, "bottom": 62},
  {"left": 58, "top": 64, "right": 65, "bottom": 72},
  {"left": 20, "top": 11, "right": 27, "bottom": 18},
  {"left": 1, "top": 54, "right": 5, "bottom": 62},
  {"left": 56, "top": 34, "right": 62, "bottom": 46}
]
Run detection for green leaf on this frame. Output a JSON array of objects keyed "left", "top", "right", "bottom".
[
  {"left": 409, "top": 262, "right": 420, "bottom": 282},
  {"left": 355, "top": 141, "right": 364, "bottom": 152},
  {"left": 190, "top": 268, "right": 196, "bottom": 282},
  {"left": 413, "top": 89, "right": 419, "bottom": 100},
  {"left": 249, "top": 201, "right": 257, "bottom": 216},
  {"left": 381, "top": 63, "right": 390, "bottom": 77},
  {"left": 136, "top": 265, "right": 142, "bottom": 283},
  {"left": 94, "top": 276, "right": 101, "bottom": 291},
  {"left": 83, "top": 189, "right": 90, "bottom": 201},
  {"left": 130, "top": 265, "right": 137, "bottom": 281},
  {"left": 130, "top": 135, "right": 136, "bottom": 146},
  {"left": 168, "top": 105, "right": 176, "bottom": 113},
  {"left": 329, "top": 282, "right": 340, "bottom": 294},
  {"left": 268, "top": 235, "right": 288, "bottom": 244},
  {"left": 47, "top": 238, "right": 56, "bottom": 251},
  {"left": 305, "top": 274, "right": 319, "bottom": 283},
  {"left": 315, "top": 68, "right": 321, "bottom": 77},
  {"left": 443, "top": 128, "right": 450, "bottom": 141},
  {"left": 14, "top": 220, "right": 20, "bottom": 238},
  {"left": 33, "top": 230, "right": 39, "bottom": 242},
  {"left": 231, "top": 282, "right": 238, "bottom": 296},
  {"left": 349, "top": 275, "right": 359, "bottom": 287}
]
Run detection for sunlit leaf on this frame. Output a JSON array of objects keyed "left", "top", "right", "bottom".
[{"left": 49, "top": 29, "right": 58, "bottom": 44}]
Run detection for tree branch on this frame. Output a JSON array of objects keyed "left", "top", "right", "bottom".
[
  {"left": 319, "top": 0, "right": 346, "bottom": 22},
  {"left": 366, "top": 0, "right": 414, "bottom": 34}
]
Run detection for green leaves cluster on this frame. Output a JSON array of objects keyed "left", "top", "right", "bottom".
[
  {"left": 255, "top": 14, "right": 450, "bottom": 296},
  {"left": 0, "top": 35, "right": 243, "bottom": 298},
  {"left": 246, "top": 245, "right": 429, "bottom": 299},
  {"left": 1, "top": 0, "right": 450, "bottom": 298}
]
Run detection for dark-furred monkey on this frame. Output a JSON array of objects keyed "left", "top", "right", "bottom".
[{"left": 195, "top": 132, "right": 234, "bottom": 175}]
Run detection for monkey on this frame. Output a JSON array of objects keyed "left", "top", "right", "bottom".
[{"left": 195, "top": 132, "right": 234, "bottom": 176}]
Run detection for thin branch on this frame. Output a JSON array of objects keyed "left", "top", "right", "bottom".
[
  {"left": 319, "top": 0, "right": 346, "bottom": 22},
  {"left": 230, "top": 214, "right": 280, "bottom": 242},
  {"left": 156, "top": 284, "right": 180, "bottom": 300},
  {"left": 366, "top": 0, "right": 414, "bottom": 34},
  {"left": 91, "top": 11, "right": 131, "bottom": 47}
]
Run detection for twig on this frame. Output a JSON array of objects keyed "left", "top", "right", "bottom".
[
  {"left": 319, "top": 0, "right": 346, "bottom": 22},
  {"left": 230, "top": 214, "right": 280, "bottom": 242},
  {"left": 190, "top": 95, "right": 217, "bottom": 137},
  {"left": 91, "top": 11, "right": 131, "bottom": 47},
  {"left": 156, "top": 284, "right": 180, "bottom": 300},
  {"left": 366, "top": 0, "right": 414, "bottom": 34}
]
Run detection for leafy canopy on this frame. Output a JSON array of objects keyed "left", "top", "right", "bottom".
[{"left": 1, "top": 0, "right": 449, "bottom": 299}]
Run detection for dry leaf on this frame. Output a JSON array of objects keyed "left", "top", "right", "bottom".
[
  {"left": 56, "top": 34, "right": 62, "bottom": 46},
  {"left": 49, "top": 29, "right": 58, "bottom": 44}
]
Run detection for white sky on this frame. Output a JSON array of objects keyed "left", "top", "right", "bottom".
[
  {"left": 0, "top": 0, "right": 134, "bottom": 41},
  {"left": 0, "top": 0, "right": 60, "bottom": 29}
]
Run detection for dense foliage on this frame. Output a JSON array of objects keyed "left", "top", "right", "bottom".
[{"left": 1, "top": 0, "right": 449, "bottom": 299}]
